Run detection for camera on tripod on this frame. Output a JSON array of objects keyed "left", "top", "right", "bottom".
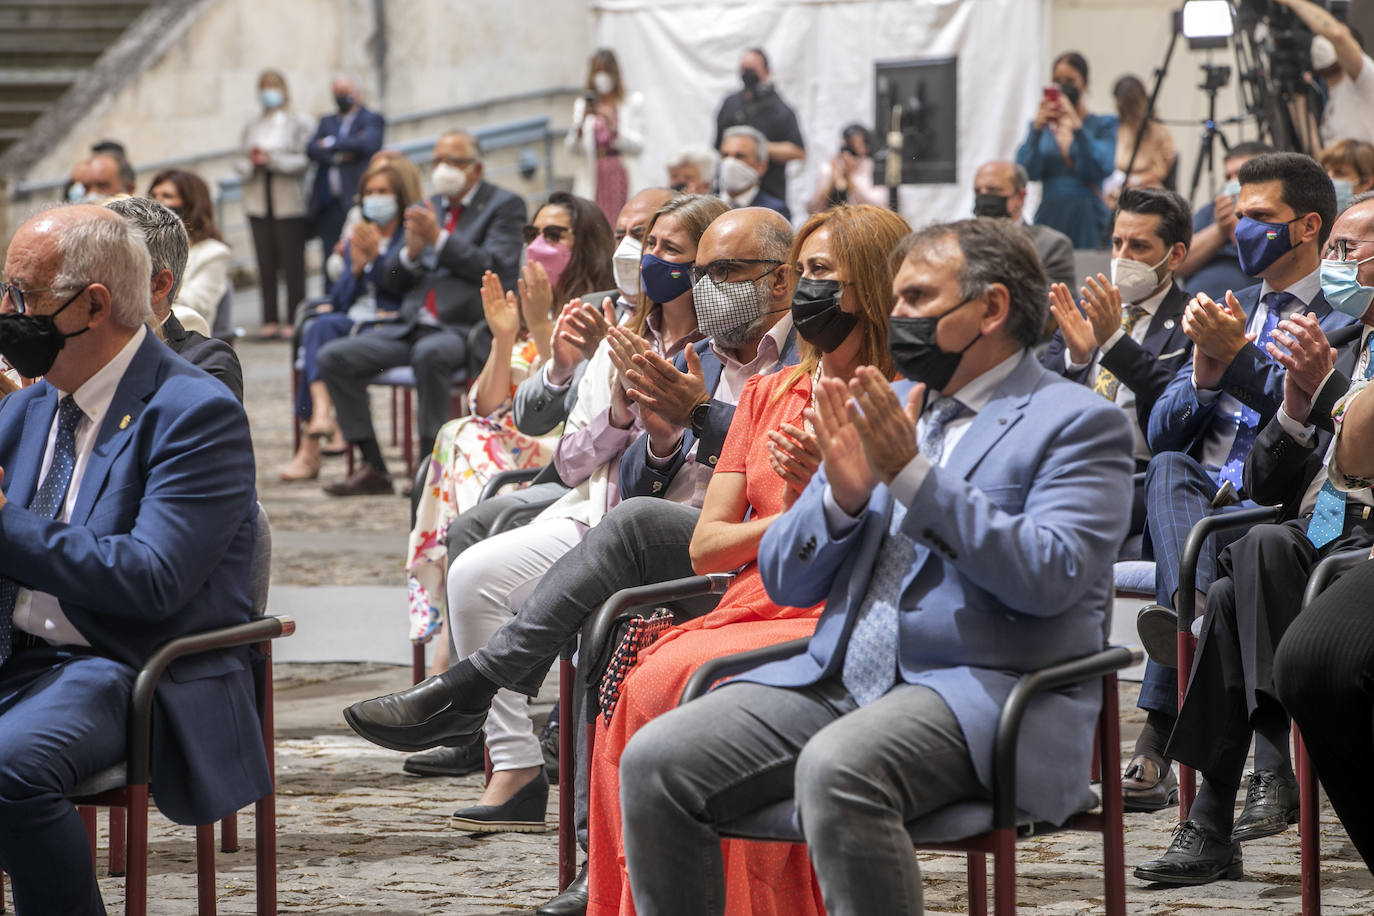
[{"left": 1234, "top": 0, "right": 1314, "bottom": 93}]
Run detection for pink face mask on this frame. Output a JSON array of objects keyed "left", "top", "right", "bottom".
[{"left": 526, "top": 235, "right": 572, "bottom": 289}]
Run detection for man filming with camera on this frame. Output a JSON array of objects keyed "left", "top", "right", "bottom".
[{"left": 1274, "top": 0, "right": 1374, "bottom": 146}]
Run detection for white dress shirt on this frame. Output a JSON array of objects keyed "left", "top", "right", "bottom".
[{"left": 13, "top": 325, "right": 147, "bottom": 646}]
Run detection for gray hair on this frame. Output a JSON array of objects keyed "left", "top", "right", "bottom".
[
  {"left": 104, "top": 196, "right": 189, "bottom": 302},
  {"left": 1011, "top": 163, "right": 1029, "bottom": 192},
  {"left": 722, "top": 125, "right": 769, "bottom": 167},
  {"left": 51, "top": 207, "right": 153, "bottom": 331},
  {"left": 892, "top": 219, "right": 1048, "bottom": 349},
  {"left": 1349, "top": 190, "right": 1374, "bottom": 209},
  {"left": 666, "top": 145, "right": 719, "bottom": 176}
]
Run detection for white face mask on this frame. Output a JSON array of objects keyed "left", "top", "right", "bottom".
[
  {"left": 432, "top": 162, "right": 470, "bottom": 199},
  {"left": 719, "top": 156, "right": 760, "bottom": 196},
  {"left": 1110, "top": 251, "right": 1171, "bottom": 304},
  {"left": 592, "top": 72, "right": 616, "bottom": 96},
  {"left": 612, "top": 234, "right": 643, "bottom": 298}
]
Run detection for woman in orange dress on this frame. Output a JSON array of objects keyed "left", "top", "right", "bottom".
[{"left": 586, "top": 204, "right": 911, "bottom": 916}]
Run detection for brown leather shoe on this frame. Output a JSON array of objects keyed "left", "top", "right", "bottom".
[
  {"left": 323, "top": 464, "right": 393, "bottom": 497},
  {"left": 1123, "top": 753, "right": 1179, "bottom": 812},
  {"left": 1137, "top": 604, "right": 1180, "bottom": 667}
]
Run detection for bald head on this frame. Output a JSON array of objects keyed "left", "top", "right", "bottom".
[
  {"left": 973, "top": 160, "right": 1029, "bottom": 221},
  {"left": 694, "top": 207, "right": 794, "bottom": 351},
  {"left": 617, "top": 188, "right": 677, "bottom": 242}
]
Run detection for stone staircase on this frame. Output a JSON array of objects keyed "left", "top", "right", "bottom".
[{"left": 0, "top": 2, "right": 155, "bottom": 160}]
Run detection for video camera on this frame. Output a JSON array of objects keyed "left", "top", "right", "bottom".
[{"left": 1233, "top": 0, "right": 1313, "bottom": 93}]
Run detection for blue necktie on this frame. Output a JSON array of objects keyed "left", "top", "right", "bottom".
[
  {"left": 1308, "top": 333, "right": 1374, "bottom": 548},
  {"left": 841, "top": 397, "right": 965, "bottom": 706},
  {"left": 0, "top": 396, "right": 84, "bottom": 666},
  {"left": 1217, "top": 293, "right": 1290, "bottom": 490}
]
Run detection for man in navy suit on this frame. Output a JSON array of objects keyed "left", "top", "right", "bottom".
[
  {"left": 317, "top": 129, "right": 526, "bottom": 495},
  {"left": 0, "top": 205, "right": 267, "bottom": 915},
  {"left": 718, "top": 126, "right": 792, "bottom": 222},
  {"left": 618, "top": 218, "right": 1135, "bottom": 915},
  {"left": 1130, "top": 152, "right": 1355, "bottom": 814},
  {"left": 306, "top": 74, "right": 385, "bottom": 287}
]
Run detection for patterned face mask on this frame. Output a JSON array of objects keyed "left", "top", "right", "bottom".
[{"left": 691, "top": 267, "right": 785, "bottom": 348}]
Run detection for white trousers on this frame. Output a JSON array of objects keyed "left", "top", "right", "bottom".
[{"left": 446, "top": 517, "right": 586, "bottom": 771}]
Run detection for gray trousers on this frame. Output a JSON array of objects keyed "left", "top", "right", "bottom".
[
  {"left": 621, "top": 680, "right": 987, "bottom": 916},
  {"left": 316, "top": 324, "right": 466, "bottom": 453}
]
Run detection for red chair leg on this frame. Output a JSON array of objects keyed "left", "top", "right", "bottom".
[
  {"left": 412, "top": 642, "right": 425, "bottom": 686},
  {"left": 1296, "top": 729, "right": 1321, "bottom": 915},
  {"left": 80, "top": 806, "right": 97, "bottom": 868},
  {"left": 109, "top": 807, "right": 127, "bottom": 876},
  {"left": 991, "top": 829, "right": 1017, "bottom": 916},
  {"left": 966, "top": 852, "right": 988, "bottom": 916},
  {"left": 390, "top": 387, "right": 399, "bottom": 447},
  {"left": 346, "top": 445, "right": 354, "bottom": 478},
  {"left": 221, "top": 813, "right": 239, "bottom": 853},
  {"left": 402, "top": 390, "right": 415, "bottom": 479},
  {"left": 1177, "top": 630, "right": 1197, "bottom": 819},
  {"left": 257, "top": 643, "right": 279, "bottom": 916},
  {"left": 558, "top": 658, "right": 576, "bottom": 891},
  {"left": 125, "top": 785, "right": 150, "bottom": 916},
  {"left": 196, "top": 824, "right": 217, "bottom": 915},
  {"left": 1100, "top": 675, "right": 1127, "bottom": 916}
]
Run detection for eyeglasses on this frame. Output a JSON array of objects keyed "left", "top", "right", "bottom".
[
  {"left": 688, "top": 259, "right": 782, "bottom": 285},
  {"left": 1323, "top": 238, "right": 1374, "bottom": 260},
  {"left": 524, "top": 224, "right": 571, "bottom": 244},
  {"left": 0, "top": 282, "right": 69, "bottom": 314},
  {"left": 432, "top": 156, "right": 477, "bottom": 169}
]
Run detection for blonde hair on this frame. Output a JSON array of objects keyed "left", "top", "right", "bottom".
[
  {"left": 629, "top": 193, "right": 726, "bottom": 335},
  {"left": 358, "top": 159, "right": 423, "bottom": 212}
]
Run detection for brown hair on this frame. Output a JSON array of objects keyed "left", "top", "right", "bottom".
[
  {"left": 146, "top": 168, "right": 222, "bottom": 245},
  {"left": 587, "top": 49, "right": 625, "bottom": 103},
  {"left": 777, "top": 205, "right": 909, "bottom": 393},
  {"left": 357, "top": 159, "right": 423, "bottom": 213},
  {"left": 630, "top": 194, "right": 729, "bottom": 335},
  {"left": 1319, "top": 139, "right": 1374, "bottom": 184},
  {"left": 257, "top": 68, "right": 289, "bottom": 104},
  {"left": 1113, "top": 74, "right": 1153, "bottom": 138},
  {"left": 539, "top": 191, "right": 616, "bottom": 305}
]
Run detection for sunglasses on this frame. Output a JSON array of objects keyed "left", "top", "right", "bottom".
[{"left": 524, "top": 224, "right": 571, "bottom": 245}]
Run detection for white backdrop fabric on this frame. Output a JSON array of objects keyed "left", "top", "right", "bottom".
[{"left": 592, "top": 0, "right": 1051, "bottom": 228}]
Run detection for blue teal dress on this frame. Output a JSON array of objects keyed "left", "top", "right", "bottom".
[{"left": 1015, "top": 113, "right": 1119, "bottom": 249}]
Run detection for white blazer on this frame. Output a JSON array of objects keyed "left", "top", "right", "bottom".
[
  {"left": 173, "top": 238, "right": 232, "bottom": 328},
  {"left": 566, "top": 91, "right": 645, "bottom": 199}
]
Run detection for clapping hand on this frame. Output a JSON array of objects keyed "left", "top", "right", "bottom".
[
  {"left": 1268, "top": 312, "right": 1336, "bottom": 422},
  {"left": 403, "top": 200, "right": 440, "bottom": 260},
  {"left": 847, "top": 369, "right": 924, "bottom": 485},
  {"left": 605, "top": 325, "right": 653, "bottom": 428},
  {"left": 768, "top": 421, "right": 822, "bottom": 506},
  {"left": 479, "top": 271, "right": 521, "bottom": 341},
  {"left": 625, "top": 347, "right": 708, "bottom": 429},
  {"left": 519, "top": 262, "right": 554, "bottom": 327},
  {"left": 349, "top": 220, "right": 382, "bottom": 268},
  {"left": 1184, "top": 291, "right": 1251, "bottom": 388},
  {"left": 548, "top": 298, "right": 614, "bottom": 385},
  {"left": 1080, "top": 275, "right": 1125, "bottom": 344},
  {"left": 1049, "top": 282, "right": 1097, "bottom": 365}
]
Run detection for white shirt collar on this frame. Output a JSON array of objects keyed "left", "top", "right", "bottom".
[
  {"left": 941, "top": 349, "right": 1025, "bottom": 416},
  {"left": 1132, "top": 278, "right": 1174, "bottom": 315},
  {"left": 1260, "top": 266, "right": 1322, "bottom": 308},
  {"left": 711, "top": 312, "right": 793, "bottom": 371},
  {"left": 57, "top": 325, "right": 147, "bottom": 427},
  {"left": 449, "top": 181, "right": 481, "bottom": 212}
]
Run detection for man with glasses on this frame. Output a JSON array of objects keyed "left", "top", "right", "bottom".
[
  {"left": 317, "top": 129, "right": 525, "bottom": 496},
  {"left": 1136, "top": 191, "right": 1374, "bottom": 887}
]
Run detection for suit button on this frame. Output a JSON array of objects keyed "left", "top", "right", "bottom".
[
  {"left": 651, "top": 481, "right": 663, "bottom": 492},
  {"left": 708, "top": 455, "right": 717, "bottom": 465},
  {"left": 922, "top": 528, "right": 935, "bottom": 541}
]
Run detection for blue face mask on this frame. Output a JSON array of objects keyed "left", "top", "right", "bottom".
[
  {"left": 260, "top": 87, "right": 285, "bottom": 110},
  {"left": 361, "top": 194, "right": 398, "bottom": 225},
  {"left": 1320, "top": 255, "right": 1374, "bottom": 318},
  {"left": 1234, "top": 215, "right": 1301, "bottom": 277},
  {"left": 1333, "top": 178, "right": 1354, "bottom": 213},
  {"left": 639, "top": 254, "right": 693, "bottom": 304},
  {"left": 66, "top": 182, "right": 87, "bottom": 203}
]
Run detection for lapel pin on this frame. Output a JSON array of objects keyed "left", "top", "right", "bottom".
[
  {"left": 119, "top": 414, "right": 131, "bottom": 430},
  {"left": 1164, "top": 318, "right": 1176, "bottom": 329}
]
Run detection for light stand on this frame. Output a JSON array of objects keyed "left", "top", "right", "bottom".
[{"left": 1188, "top": 63, "right": 1235, "bottom": 203}]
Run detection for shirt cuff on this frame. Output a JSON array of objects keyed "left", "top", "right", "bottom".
[
  {"left": 888, "top": 454, "right": 934, "bottom": 508},
  {"left": 1064, "top": 348, "right": 1094, "bottom": 373},
  {"left": 646, "top": 433, "right": 684, "bottom": 468},
  {"left": 1276, "top": 405, "right": 1317, "bottom": 445},
  {"left": 1193, "top": 375, "right": 1222, "bottom": 402},
  {"left": 1102, "top": 327, "right": 1128, "bottom": 352},
  {"left": 541, "top": 363, "right": 572, "bottom": 394},
  {"left": 822, "top": 486, "right": 864, "bottom": 539},
  {"left": 399, "top": 246, "right": 419, "bottom": 271}
]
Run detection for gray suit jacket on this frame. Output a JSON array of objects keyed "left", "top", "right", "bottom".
[
  {"left": 511, "top": 288, "right": 625, "bottom": 437},
  {"left": 1026, "top": 222, "right": 1077, "bottom": 291}
]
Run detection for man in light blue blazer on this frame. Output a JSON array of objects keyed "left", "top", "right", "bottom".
[
  {"left": 0, "top": 206, "right": 268, "bottom": 915},
  {"left": 620, "top": 219, "right": 1135, "bottom": 916}
]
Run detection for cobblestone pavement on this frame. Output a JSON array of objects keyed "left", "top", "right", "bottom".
[{"left": 71, "top": 339, "right": 1374, "bottom": 913}]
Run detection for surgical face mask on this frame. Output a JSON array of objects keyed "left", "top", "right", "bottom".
[
  {"left": 526, "top": 235, "right": 572, "bottom": 290},
  {"left": 719, "top": 156, "right": 760, "bottom": 196},
  {"left": 1320, "top": 254, "right": 1374, "bottom": 318},
  {"left": 592, "top": 72, "right": 616, "bottom": 96},
  {"left": 887, "top": 297, "right": 981, "bottom": 392},
  {"left": 612, "top": 234, "right": 643, "bottom": 298},
  {"left": 973, "top": 193, "right": 1011, "bottom": 219},
  {"left": 66, "top": 182, "right": 87, "bottom": 204},
  {"left": 1222, "top": 179, "right": 1241, "bottom": 201},
  {"left": 1110, "top": 251, "right": 1171, "bottom": 304},
  {"left": 259, "top": 87, "right": 284, "bottom": 110},
  {"left": 692, "top": 270, "right": 781, "bottom": 348},
  {"left": 432, "top": 162, "right": 470, "bottom": 198},
  {"left": 360, "top": 194, "right": 398, "bottom": 225},
  {"left": 0, "top": 285, "right": 91, "bottom": 378},
  {"left": 1235, "top": 215, "right": 1301, "bottom": 277},
  {"left": 791, "top": 277, "right": 858, "bottom": 353},
  {"left": 1333, "top": 178, "right": 1354, "bottom": 213},
  {"left": 640, "top": 254, "right": 693, "bottom": 303}
]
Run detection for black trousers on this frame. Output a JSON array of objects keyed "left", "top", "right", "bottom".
[
  {"left": 1168, "top": 514, "right": 1374, "bottom": 786},
  {"left": 1275, "top": 557, "right": 1374, "bottom": 873},
  {"left": 248, "top": 215, "right": 308, "bottom": 326}
]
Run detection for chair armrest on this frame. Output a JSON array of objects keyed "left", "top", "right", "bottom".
[
  {"left": 126, "top": 616, "right": 296, "bottom": 786},
  {"left": 990, "top": 645, "right": 1142, "bottom": 830},
  {"left": 1302, "top": 547, "right": 1371, "bottom": 609},
  {"left": 479, "top": 466, "right": 545, "bottom": 503},
  {"left": 489, "top": 495, "right": 562, "bottom": 535},
  {"left": 680, "top": 637, "right": 811, "bottom": 705},
  {"left": 1177, "top": 505, "right": 1283, "bottom": 629},
  {"left": 581, "top": 573, "right": 735, "bottom": 722}
]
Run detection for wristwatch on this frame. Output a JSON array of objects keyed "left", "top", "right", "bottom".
[{"left": 689, "top": 400, "right": 711, "bottom": 437}]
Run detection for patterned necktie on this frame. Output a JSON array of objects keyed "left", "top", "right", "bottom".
[
  {"left": 1091, "top": 305, "right": 1149, "bottom": 401},
  {"left": 841, "top": 397, "right": 966, "bottom": 706},
  {"left": 1217, "top": 292, "right": 1290, "bottom": 490},
  {"left": 0, "top": 396, "right": 84, "bottom": 666},
  {"left": 1308, "top": 332, "right": 1374, "bottom": 548}
]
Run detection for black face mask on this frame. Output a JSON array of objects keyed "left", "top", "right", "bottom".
[
  {"left": 1057, "top": 81, "right": 1081, "bottom": 108},
  {"left": 886, "top": 297, "right": 981, "bottom": 391},
  {"left": 334, "top": 94, "right": 355, "bottom": 114},
  {"left": 670, "top": 181, "right": 688, "bottom": 192},
  {"left": 973, "top": 193, "right": 1011, "bottom": 219},
  {"left": 0, "top": 286, "right": 91, "bottom": 378},
  {"left": 741, "top": 69, "right": 762, "bottom": 92},
  {"left": 791, "top": 277, "right": 858, "bottom": 353}
]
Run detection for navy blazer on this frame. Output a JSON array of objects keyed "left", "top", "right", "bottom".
[
  {"left": 1041, "top": 282, "right": 1192, "bottom": 436},
  {"left": 0, "top": 332, "right": 270, "bottom": 825},
  {"left": 1147, "top": 284, "right": 1356, "bottom": 459},
  {"left": 750, "top": 189, "right": 793, "bottom": 223},
  {"left": 306, "top": 105, "right": 386, "bottom": 212},
  {"left": 330, "top": 222, "right": 408, "bottom": 315},
  {"left": 618, "top": 327, "right": 799, "bottom": 498},
  {"left": 738, "top": 353, "right": 1135, "bottom": 825}
]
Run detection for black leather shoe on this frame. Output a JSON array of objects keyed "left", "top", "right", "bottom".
[
  {"left": 402, "top": 742, "right": 485, "bottom": 778},
  {"left": 535, "top": 864, "right": 588, "bottom": 915},
  {"left": 1122, "top": 754, "right": 1179, "bottom": 813},
  {"left": 1135, "top": 820, "right": 1243, "bottom": 886},
  {"left": 1137, "top": 604, "right": 1180, "bottom": 668},
  {"left": 452, "top": 768, "right": 548, "bottom": 833},
  {"left": 1232, "top": 769, "right": 1300, "bottom": 843},
  {"left": 342, "top": 675, "right": 489, "bottom": 753}
]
